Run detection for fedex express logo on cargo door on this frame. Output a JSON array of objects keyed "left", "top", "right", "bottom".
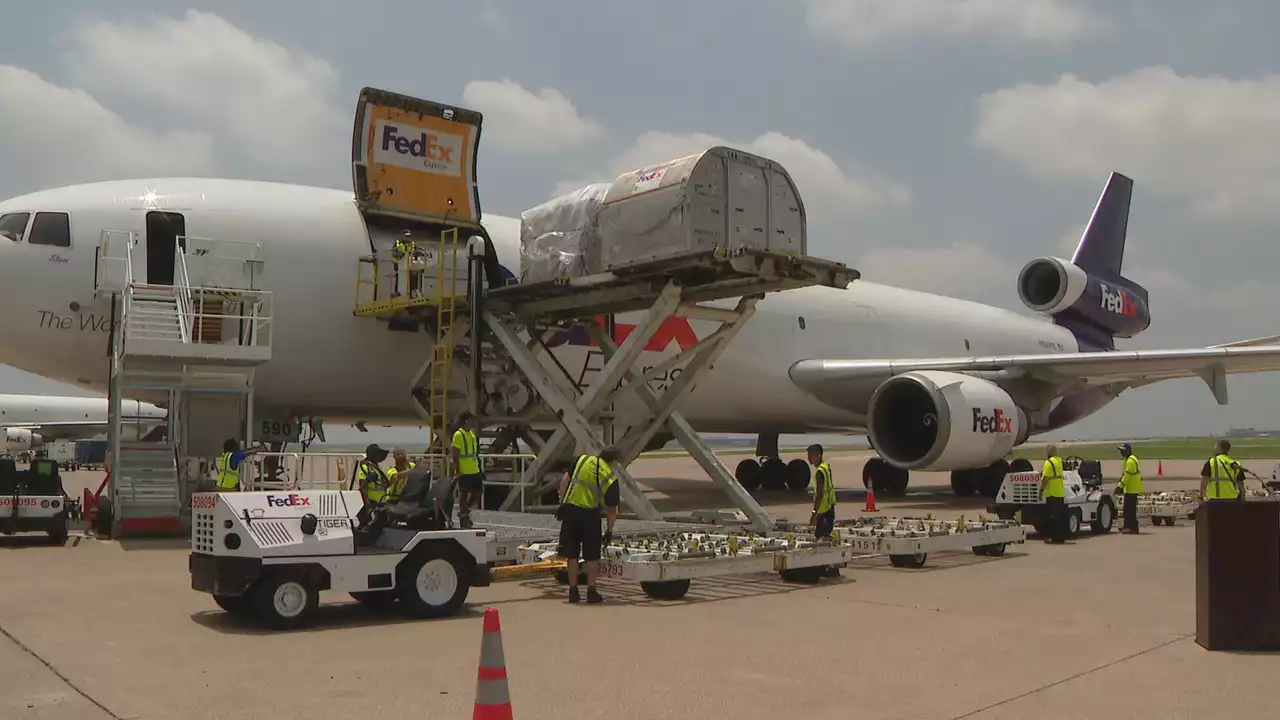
[
  {"left": 544, "top": 315, "right": 699, "bottom": 353},
  {"left": 373, "top": 119, "right": 463, "bottom": 176}
]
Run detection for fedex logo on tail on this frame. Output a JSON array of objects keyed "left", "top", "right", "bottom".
[
  {"left": 373, "top": 119, "right": 463, "bottom": 176},
  {"left": 1098, "top": 283, "right": 1139, "bottom": 317},
  {"left": 266, "top": 493, "right": 311, "bottom": 508},
  {"left": 972, "top": 408, "right": 1013, "bottom": 434}
]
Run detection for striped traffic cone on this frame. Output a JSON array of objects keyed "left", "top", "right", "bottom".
[
  {"left": 1157, "top": 461, "right": 1163, "bottom": 476},
  {"left": 473, "top": 608, "right": 513, "bottom": 720}
]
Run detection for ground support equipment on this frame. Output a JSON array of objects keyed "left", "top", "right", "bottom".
[
  {"left": 474, "top": 509, "right": 713, "bottom": 565},
  {"left": 478, "top": 248, "right": 854, "bottom": 533},
  {"left": 518, "top": 530, "right": 857, "bottom": 600},
  {"left": 1110, "top": 488, "right": 1199, "bottom": 526},
  {"left": 991, "top": 469, "right": 1116, "bottom": 537},
  {"left": 1, "top": 459, "right": 73, "bottom": 545},
  {"left": 779, "top": 515, "right": 1027, "bottom": 569}
]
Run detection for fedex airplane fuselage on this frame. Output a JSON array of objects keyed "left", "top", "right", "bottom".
[
  {"left": 0, "top": 177, "right": 1076, "bottom": 429},
  {"left": 0, "top": 393, "right": 166, "bottom": 451}
]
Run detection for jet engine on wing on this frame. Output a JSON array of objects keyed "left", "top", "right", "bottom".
[
  {"left": 866, "top": 371, "right": 1029, "bottom": 472},
  {"left": 4, "top": 428, "right": 43, "bottom": 453},
  {"left": 1017, "top": 256, "right": 1150, "bottom": 339}
]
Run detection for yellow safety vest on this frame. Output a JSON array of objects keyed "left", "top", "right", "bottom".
[
  {"left": 1042, "top": 456, "right": 1066, "bottom": 498},
  {"left": 1206, "top": 453, "right": 1241, "bottom": 500},
  {"left": 215, "top": 452, "right": 239, "bottom": 490},
  {"left": 564, "top": 455, "right": 616, "bottom": 511},
  {"left": 393, "top": 238, "right": 408, "bottom": 259},
  {"left": 386, "top": 462, "right": 417, "bottom": 502},
  {"left": 452, "top": 428, "right": 481, "bottom": 475},
  {"left": 815, "top": 461, "right": 836, "bottom": 514},
  {"left": 357, "top": 460, "right": 391, "bottom": 502},
  {"left": 1121, "top": 454, "right": 1143, "bottom": 494}
]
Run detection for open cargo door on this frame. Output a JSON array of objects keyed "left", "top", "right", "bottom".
[{"left": 352, "top": 87, "right": 485, "bottom": 230}]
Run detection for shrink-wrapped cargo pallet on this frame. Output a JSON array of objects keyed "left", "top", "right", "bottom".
[
  {"left": 518, "top": 183, "right": 610, "bottom": 283},
  {"left": 597, "top": 146, "right": 807, "bottom": 271}
]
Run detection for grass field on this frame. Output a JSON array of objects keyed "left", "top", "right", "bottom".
[{"left": 1011, "top": 437, "right": 1280, "bottom": 461}]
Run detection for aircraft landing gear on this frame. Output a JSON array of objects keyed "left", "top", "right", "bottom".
[
  {"left": 862, "top": 457, "right": 909, "bottom": 498},
  {"left": 950, "top": 458, "right": 1029, "bottom": 497},
  {"left": 732, "top": 433, "right": 814, "bottom": 493}
]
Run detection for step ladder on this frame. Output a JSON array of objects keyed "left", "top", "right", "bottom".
[
  {"left": 424, "top": 228, "right": 464, "bottom": 475},
  {"left": 126, "top": 286, "right": 186, "bottom": 343},
  {"left": 112, "top": 443, "right": 182, "bottom": 534}
]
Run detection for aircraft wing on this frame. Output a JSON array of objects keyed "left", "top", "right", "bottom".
[{"left": 789, "top": 343, "right": 1280, "bottom": 407}]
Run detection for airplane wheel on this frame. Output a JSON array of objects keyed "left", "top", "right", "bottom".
[
  {"left": 1009, "top": 459, "right": 1033, "bottom": 473},
  {"left": 397, "top": 543, "right": 474, "bottom": 619},
  {"left": 979, "top": 460, "right": 1009, "bottom": 497},
  {"left": 785, "top": 459, "right": 811, "bottom": 492},
  {"left": 951, "top": 470, "right": 977, "bottom": 497},
  {"left": 760, "top": 458, "right": 787, "bottom": 491},
  {"left": 863, "top": 458, "right": 893, "bottom": 496},
  {"left": 735, "top": 459, "right": 761, "bottom": 491}
]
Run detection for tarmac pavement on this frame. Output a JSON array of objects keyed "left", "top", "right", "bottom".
[{"left": 2, "top": 457, "right": 1278, "bottom": 720}]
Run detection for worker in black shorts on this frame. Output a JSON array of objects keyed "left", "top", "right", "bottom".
[
  {"left": 556, "top": 446, "right": 621, "bottom": 604},
  {"left": 808, "top": 443, "right": 840, "bottom": 578}
]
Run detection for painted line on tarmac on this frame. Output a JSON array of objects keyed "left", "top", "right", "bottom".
[{"left": 0, "top": 622, "right": 125, "bottom": 720}]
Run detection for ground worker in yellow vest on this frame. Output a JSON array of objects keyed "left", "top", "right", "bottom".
[
  {"left": 1039, "top": 444, "right": 1068, "bottom": 544},
  {"left": 353, "top": 444, "right": 392, "bottom": 519},
  {"left": 1118, "top": 443, "right": 1143, "bottom": 534},
  {"left": 1200, "top": 439, "right": 1244, "bottom": 502},
  {"left": 391, "top": 233, "right": 411, "bottom": 298},
  {"left": 452, "top": 412, "right": 483, "bottom": 530},
  {"left": 213, "top": 438, "right": 265, "bottom": 492},
  {"left": 385, "top": 448, "right": 416, "bottom": 504},
  {"left": 808, "top": 443, "right": 842, "bottom": 578},
  {"left": 556, "top": 446, "right": 622, "bottom": 604}
]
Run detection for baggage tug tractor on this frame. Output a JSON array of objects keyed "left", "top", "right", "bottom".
[
  {"left": 990, "top": 468, "right": 1116, "bottom": 538},
  {"left": 189, "top": 486, "right": 489, "bottom": 629}
]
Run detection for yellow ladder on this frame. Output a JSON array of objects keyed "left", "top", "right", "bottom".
[{"left": 427, "top": 228, "right": 463, "bottom": 476}]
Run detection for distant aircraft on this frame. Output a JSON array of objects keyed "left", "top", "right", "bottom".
[
  {"left": 0, "top": 393, "right": 166, "bottom": 452},
  {"left": 0, "top": 170, "right": 1277, "bottom": 497}
]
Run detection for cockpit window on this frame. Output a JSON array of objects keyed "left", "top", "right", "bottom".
[
  {"left": 27, "top": 212, "right": 71, "bottom": 247},
  {"left": 0, "top": 212, "right": 29, "bottom": 242}
]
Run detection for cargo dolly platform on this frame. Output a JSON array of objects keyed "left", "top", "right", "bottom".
[
  {"left": 784, "top": 516, "right": 1027, "bottom": 568},
  {"left": 1110, "top": 489, "right": 1199, "bottom": 526},
  {"left": 474, "top": 509, "right": 715, "bottom": 564}
]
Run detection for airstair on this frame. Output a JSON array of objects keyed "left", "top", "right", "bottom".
[
  {"left": 95, "top": 230, "right": 272, "bottom": 536},
  {"left": 349, "top": 88, "right": 857, "bottom": 533}
]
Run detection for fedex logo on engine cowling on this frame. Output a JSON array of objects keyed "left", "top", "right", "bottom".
[
  {"left": 972, "top": 408, "right": 1013, "bottom": 434},
  {"left": 1098, "top": 283, "right": 1139, "bottom": 317},
  {"left": 373, "top": 119, "right": 463, "bottom": 176},
  {"left": 266, "top": 493, "right": 311, "bottom": 508}
]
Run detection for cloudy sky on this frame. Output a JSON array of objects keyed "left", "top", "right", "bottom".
[{"left": 1, "top": 0, "right": 1279, "bottom": 442}]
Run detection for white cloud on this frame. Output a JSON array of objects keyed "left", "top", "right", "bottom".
[
  {"left": 802, "top": 0, "right": 1106, "bottom": 48},
  {"left": 63, "top": 10, "right": 344, "bottom": 176},
  {"left": 0, "top": 65, "right": 216, "bottom": 191},
  {"left": 462, "top": 79, "right": 605, "bottom": 154},
  {"left": 556, "top": 130, "right": 909, "bottom": 227},
  {"left": 858, "top": 241, "right": 1017, "bottom": 306},
  {"left": 975, "top": 66, "right": 1280, "bottom": 219}
]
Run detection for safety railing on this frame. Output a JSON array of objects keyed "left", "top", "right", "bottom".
[
  {"left": 173, "top": 247, "right": 194, "bottom": 343},
  {"left": 353, "top": 233, "right": 481, "bottom": 313},
  {"left": 193, "top": 451, "right": 540, "bottom": 511}
]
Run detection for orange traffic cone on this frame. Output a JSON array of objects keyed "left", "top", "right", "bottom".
[
  {"left": 473, "top": 608, "right": 513, "bottom": 720},
  {"left": 863, "top": 484, "right": 878, "bottom": 513},
  {"left": 1157, "top": 461, "right": 1164, "bottom": 476}
]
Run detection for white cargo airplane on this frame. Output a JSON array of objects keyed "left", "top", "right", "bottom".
[
  {"left": 0, "top": 172, "right": 1277, "bottom": 497},
  {"left": 0, "top": 393, "right": 166, "bottom": 451}
]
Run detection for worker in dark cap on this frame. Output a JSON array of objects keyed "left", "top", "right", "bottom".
[
  {"left": 556, "top": 445, "right": 622, "bottom": 604},
  {"left": 353, "top": 444, "right": 392, "bottom": 513},
  {"left": 1118, "top": 443, "right": 1143, "bottom": 534}
]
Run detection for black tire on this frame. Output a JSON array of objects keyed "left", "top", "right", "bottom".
[
  {"left": 979, "top": 460, "right": 1009, "bottom": 497},
  {"left": 640, "top": 579, "right": 691, "bottom": 600},
  {"left": 95, "top": 497, "right": 114, "bottom": 538},
  {"left": 890, "top": 552, "right": 928, "bottom": 569},
  {"left": 1008, "top": 458, "right": 1033, "bottom": 473},
  {"left": 735, "top": 459, "right": 761, "bottom": 491},
  {"left": 951, "top": 470, "right": 977, "bottom": 497},
  {"left": 214, "top": 592, "right": 255, "bottom": 617},
  {"left": 252, "top": 573, "right": 319, "bottom": 630},
  {"left": 1066, "top": 509, "right": 1082, "bottom": 538},
  {"left": 886, "top": 466, "right": 910, "bottom": 497},
  {"left": 778, "top": 567, "right": 823, "bottom": 583},
  {"left": 350, "top": 590, "right": 399, "bottom": 611},
  {"left": 396, "top": 543, "right": 474, "bottom": 619},
  {"left": 785, "top": 459, "right": 811, "bottom": 492},
  {"left": 863, "top": 458, "right": 892, "bottom": 497},
  {"left": 1033, "top": 522, "right": 1049, "bottom": 536},
  {"left": 973, "top": 545, "right": 990, "bottom": 556},
  {"left": 986, "top": 543, "right": 1008, "bottom": 557},
  {"left": 1091, "top": 498, "right": 1115, "bottom": 534},
  {"left": 759, "top": 458, "right": 787, "bottom": 491},
  {"left": 47, "top": 523, "right": 68, "bottom": 546},
  {"left": 1165, "top": 515, "right": 1177, "bottom": 526}
]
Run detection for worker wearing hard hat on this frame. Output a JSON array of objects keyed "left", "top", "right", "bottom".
[
  {"left": 1118, "top": 443, "right": 1143, "bottom": 534},
  {"left": 556, "top": 445, "right": 622, "bottom": 604},
  {"left": 1040, "top": 444, "right": 1068, "bottom": 544}
]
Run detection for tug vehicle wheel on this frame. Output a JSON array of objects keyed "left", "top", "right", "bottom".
[
  {"left": 214, "top": 592, "right": 255, "bottom": 617},
  {"left": 253, "top": 573, "right": 319, "bottom": 630},
  {"left": 397, "top": 543, "right": 473, "bottom": 619},
  {"left": 640, "top": 579, "right": 691, "bottom": 600}
]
